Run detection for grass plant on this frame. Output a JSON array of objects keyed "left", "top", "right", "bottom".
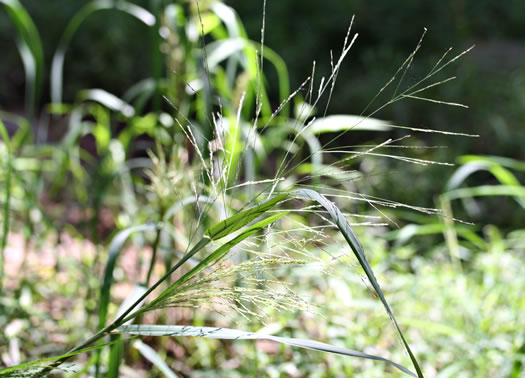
[{"left": 1, "top": 1, "right": 513, "bottom": 377}]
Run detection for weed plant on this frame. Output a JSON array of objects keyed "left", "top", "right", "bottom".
[{"left": 2, "top": 1, "right": 518, "bottom": 377}]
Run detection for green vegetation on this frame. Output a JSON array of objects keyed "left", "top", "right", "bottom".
[{"left": 0, "top": 1, "right": 523, "bottom": 377}]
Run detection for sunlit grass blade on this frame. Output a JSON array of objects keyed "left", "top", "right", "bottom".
[
  {"left": 118, "top": 324, "right": 416, "bottom": 377},
  {"left": 445, "top": 185, "right": 525, "bottom": 202},
  {"left": 308, "top": 114, "right": 392, "bottom": 134},
  {"left": 458, "top": 155, "right": 525, "bottom": 171},
  {"left": 385, "top": 223, "right": 486, "bottom": 250},
  {"left": 77, "top": 89, "right": 135, "bottom": 117},
  {"left": 447, "top": 155, "right": 525, "bottom": 208}
]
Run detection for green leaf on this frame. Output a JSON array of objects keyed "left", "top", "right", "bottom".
[
  {"left": 98, "top": 223, "right": 160, "bottom": 330},
  {"left": 0, "top": 0, "right": 44, "bottom": 118},
  {"left": 125, "top": 190, "right": 421, "bottom": 377},
  {"left": 445, "top": 185, "right": 525, "bottom": 201},
  {"left": 308, "top": 115, "right": 391, "bottom": 134},
  {"left": 107, "top": 334, "right": 122, "bottom": 378},
  {"left": 152, "top": 211, "right": 288, "bottom": 306},
  {"left": 96, "top": 224, "right": 159, "bottom": 377},
  {"left": 290, "top": 188, "right": 424, "bottom": 377},
  {"left": 51, "top": 0, "right": 155, "bottom": 104},
  {"left": 132, "top": 340, "right": 179, "bottom": 378},
  {"left": 0, "top": 120, "right": 11, "bottom": 293},
  {"left": 205, "top": 193, "right": 287, "bottom": 240},
  {"left": 119, "top": 325, "right": 415, "bottom": 377},
  {"left": 0, "top": 337, "right": 136, "bottom": 376},
  {"left": 446, "top": 156, "right": 525, "bottom": 208},
  {"left": 77, "top": 89, "right": 135, "bottom": 117},
  {"left": 457, "top": 155, "right": 525, "bottom": 171}
]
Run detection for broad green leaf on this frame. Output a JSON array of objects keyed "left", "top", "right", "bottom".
[{"left": 119, "top": 325, "right": 416, "bottom": 377}]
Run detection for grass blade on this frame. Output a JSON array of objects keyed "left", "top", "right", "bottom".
[
  {"left": 77, "top": 89, "right": 135, "bottom": 117},
  {"left": 119, "top": 324, "right": 416, "bottom": 377},
  {"left": 99, "top": 223, "right": 160, "bottom": 329},
  {"left": 308, "top": 115, "right": 392, "bottom": 134},
  {"left": 123, "top": 190, "right": 421, "bottom": 376},
  {"left": 205, "top": 193, "right": 287, "bottom": 240},
  {"left": 95, "top": 223, "right": 159, "bottom": 377},
  {"left": 51, "top": 0, "right": 155, "bottom": 104},
  {"left": 0, "top": 0, "right": 44, "bottom": 118},
  {"left": 445, "top": 185, "right": 525, "bottom": 201},
  {"left": 150, "top": 211, "right": 288, "bottom": 307},
  {"left": 0, "top": 121, "right": 11, "bottom": 294},
  {"left": 0, "top": 337, "right": 136, "bottom": 376},
  {"left": 290, "top": 188, "right": 424, "bottom": 377},
  {"left": 132, "top": 339, "right": 179, "bottom": 378}
]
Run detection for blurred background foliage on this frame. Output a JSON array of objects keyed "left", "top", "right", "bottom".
[{"left": 2, "top": 0, "right": 524, "bottom": 229}]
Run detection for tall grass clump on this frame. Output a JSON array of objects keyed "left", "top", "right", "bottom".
[{"left": 0, "top": 1, "right": 480, "bottom": 377}]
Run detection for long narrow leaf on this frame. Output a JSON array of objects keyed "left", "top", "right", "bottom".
[
  {"left": 51, "top": 0, "right": 155, "bottom": 104},
  {"left": 113, "top": 195, "right": 292, "bottom": 327},
  {"left": 119, "top": 324, "right": 415, "bottom": 377},
  {"left": 99, "top": 223, "right": 159, "bottom": 329},
  {"left": 0, "top": 0, "right": 44, "bottom": 117},
  {"left": 77, "top": 89, "right": 135, "bottom": 117},
  {"left": 0, "top": 337, "right": 136, "bottom": 376},
  {"left": 122, "top": 189, "right": 421, "bottom": 376},
  {"left": 445, "top": 185, "right": 525, "bottom": 201},
  {"left": 290, "top": 188, "right": 424, "bottom": 377},
  {"left": 151, "top": 211, "right": 288, "bottom": 306},
  {"left": 206, "top": 193, "right": 287, "bottom": 239},
  {"left": 133, "top": 340, "right": 179, "bottom": 378},
  {"left": 0, "top": 121, "right": 11, "bottom": 293},
  {"left": 308, "top": 115, "right": 392, "bottom": 134}
]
